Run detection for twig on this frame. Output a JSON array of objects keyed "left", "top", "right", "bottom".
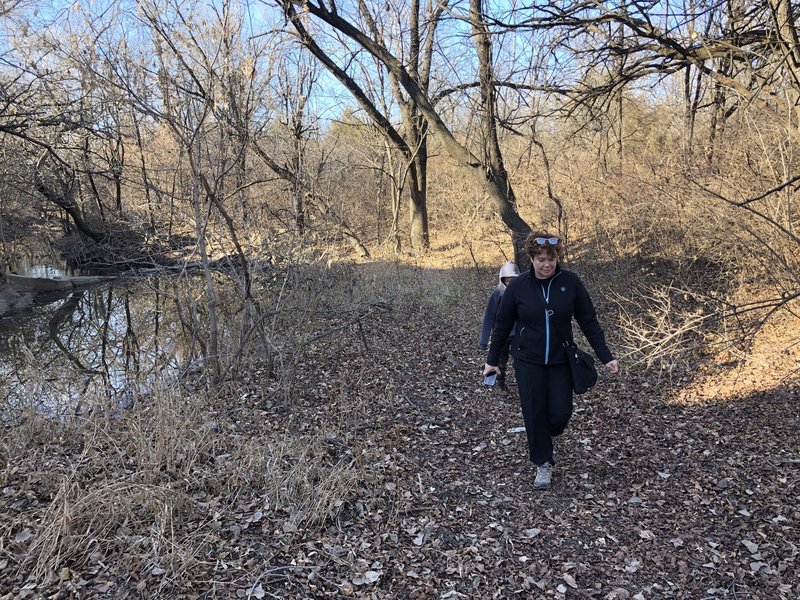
[
  {"left": 302, "top": 302, "right": 390, "bottom": 345},
  {"left": 247, "top": 565, "right": 316, "bottom": 599},
  {"left": 356, "top": 320, "right": 369, "bottom": 353}
]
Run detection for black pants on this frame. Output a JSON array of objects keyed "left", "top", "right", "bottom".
[{"left": 514, "top": 362, "right": 573, "bottom": 466}]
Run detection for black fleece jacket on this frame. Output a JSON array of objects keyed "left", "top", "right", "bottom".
[{"left": 487, "top": 265, "right": 614, "bottom": 367}]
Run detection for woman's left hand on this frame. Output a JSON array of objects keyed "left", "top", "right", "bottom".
[{"left": 604, "top": 360, "right": 619, "bottom": 374}]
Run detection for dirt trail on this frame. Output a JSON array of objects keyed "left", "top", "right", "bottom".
[{"left": 242, "top": 302, "right": 799, "bottom": 598}]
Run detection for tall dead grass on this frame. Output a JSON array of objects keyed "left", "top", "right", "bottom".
[
  {"left": 27, "top": 478, "right": 192, "bottom": 582},
  {"left": 5, "top": 357, "right": 363, "bottom": 589},
  {"left": 4, "top": 239, "right": 425, "bottom": 585}
]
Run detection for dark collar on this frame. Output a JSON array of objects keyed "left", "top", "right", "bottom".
[{"left": 529, "top": 263, "right": 563, "bottom": 283}]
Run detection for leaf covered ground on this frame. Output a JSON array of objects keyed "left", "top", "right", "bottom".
[{"left": 1, "top": 265, "right": 798, "bottom": 599}]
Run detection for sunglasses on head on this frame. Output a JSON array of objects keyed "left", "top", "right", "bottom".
[{"left": 533, "top": 237, "right": 560, "bottom": 246}]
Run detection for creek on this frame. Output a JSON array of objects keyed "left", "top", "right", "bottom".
[{"left": 0, "top": 241, "right": 222, "bottom": 416}]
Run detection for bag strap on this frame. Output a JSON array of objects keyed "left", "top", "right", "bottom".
[
  {"left": 548, "top": 310, "right": 575, "bottom": 350},
  {"left": 533, "top": 278, "right": 575, "bottom": 350}
]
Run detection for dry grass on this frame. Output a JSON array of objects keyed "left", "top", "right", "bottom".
[
  {"left": 675, "top": 305, "right": 800, "bottom": 402},
  {"left": 26, "top": 479, "right": 193, "bottom": 582},
  {"left": 5, "top": 363, "right": 364, "bottom": 590},
  {"left": 124, "top": 386, "right": 214, "bottom": 483}
]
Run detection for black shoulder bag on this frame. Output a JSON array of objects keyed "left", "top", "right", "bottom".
[{"left": 550, "top": 313, "right": 598, "bottom": 395}]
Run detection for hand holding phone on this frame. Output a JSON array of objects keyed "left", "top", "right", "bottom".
[{"left": 484, "top": 372, "right": 498, "bottom": 386}]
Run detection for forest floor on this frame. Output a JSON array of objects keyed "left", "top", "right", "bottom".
[{"left": 1, "top": 258, "right": 799, "bottom": 600}]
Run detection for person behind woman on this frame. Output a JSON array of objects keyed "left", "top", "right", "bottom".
[
  {"left": 479, "top": 261, "right": 521, "bottom": 392},
  {"left": 482, "top": 231, "right": 619, "bottom": 490}
]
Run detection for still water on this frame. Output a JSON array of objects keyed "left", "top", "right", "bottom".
[
  {"left": 1, "top": 234, "right": 85, "bottom": 279},
  {"left": 0, "top": 276, "right": 191, "bottom": 414},
  {"left": 2, "top": 240, "right": 259, "bottom": 416},
  {"left": 0, "top": 235, "right": 244, "bottom": 414}
]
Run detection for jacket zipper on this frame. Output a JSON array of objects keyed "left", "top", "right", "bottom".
[{"left": 540, "top": 273, "right": 561, "bottom": 364}]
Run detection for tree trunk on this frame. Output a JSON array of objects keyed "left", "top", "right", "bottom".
[
  {"left": 405, "top": 0, "right": 430, "bottom": 251},
  {"left": 292, "top": 143, "right": 305, "bottom": 234},
  {"left": 769, "top": 0, "right": 800, "bottom": 126},
  {"left": 283, "top": 0, "right": 531, "bottom": 260},
  {"left": 189, "top": 137, "right": 221, "bottom": 383},
  {"left": 34, "top": 153, "right": 104, "bottom": 243},
  {"left": 469, "top": 0, "right": 529, "bottom": 264},
  {"left": 408, "top": 159, "right": 429, "bottom": 251}
]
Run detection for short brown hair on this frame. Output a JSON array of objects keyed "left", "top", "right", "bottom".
[{"left": 525, "top": 231, "right": 563, "bottom": 259}]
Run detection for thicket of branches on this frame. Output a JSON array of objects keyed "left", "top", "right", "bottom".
[{"left": 0, "top": 0, "right": 797, "bottom": 380}]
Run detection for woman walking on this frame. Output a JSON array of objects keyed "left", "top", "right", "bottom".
[{"left": 483, "top": 232, "right": 619, "bottom": 490}]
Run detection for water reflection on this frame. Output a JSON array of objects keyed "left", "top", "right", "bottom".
[
  {"left": 1, "top": 235, "right": 83, "bottom": 278},
  {"left": 0, "top": 277, "right": 192, "bottom": 414}
]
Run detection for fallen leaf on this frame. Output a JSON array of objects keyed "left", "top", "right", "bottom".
[
  {"left": 742, "top": 540, "right": 759, "bottom": 554},
  {"left": 523, "top": 528, "right": 541, "bottom": 538},
  {"left": 624, "top": 558, "right": 641, "bottom": 573},
  {"left": 352, "top": 570, "right": 381, "bottom": 586},
  {"left": 14, "top": 529, "right": 33, "bottom": 544}
]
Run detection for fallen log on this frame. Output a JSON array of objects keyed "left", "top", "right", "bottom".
[
  {"left": 0, "top": 273, "right": 117, "bottom": 318},
  {"left": 5, "top": 273, "right": 116, "bottom": 292},
  {"left": 0, "top": 285, "right": 33, "bottom": 317}
]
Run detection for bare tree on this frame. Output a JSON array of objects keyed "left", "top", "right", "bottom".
[
  {"left": 46, "top": 0, "right": 278, "bottom": 382},
  {"left": 470, "top": 0, "right": 521, "bottom": 239},
  {"left": 276, "top": 0, "right": 532, "bottom": 259},
  {"left": 0, "top": 18, "right": 123, "bottom": 242},
  {"left": 274, "top": 51, "right": 319, "bottom": 234},
  {"left": 502, "top": 1, "right": 800, "bottom": 133},
  {"left": 276, "top": 1, "right": 438, "bottom": 251}
]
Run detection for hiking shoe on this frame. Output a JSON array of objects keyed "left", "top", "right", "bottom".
[{"left": 534, "top": 462, "right": 553, "bottom": 490}]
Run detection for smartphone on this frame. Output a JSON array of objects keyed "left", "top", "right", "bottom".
[{"left": 484, "top": 372, "right": 497, "bottom": 386}]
